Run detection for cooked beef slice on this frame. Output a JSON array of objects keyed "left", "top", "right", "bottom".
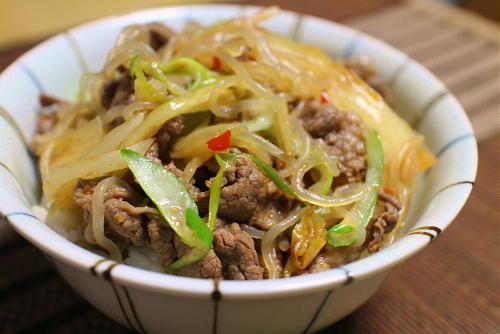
[
  {"left": 174, "top": 235, "right": 222, "bottom": 279},
  {"left": 35, "top": 94, "right": 67, "bottom": 136},
  {"left": 217, "top": 154, "right": 290, "bottom": 224},
  {"left": 73, "top": 179, "right": 177, "bottom": 263},
  {"left": 36, "top": 112, "right": 58, "bottom": 135},
  {"left": 366, "top": 190, "right": 401, "bottom": 253},
  {"left": 104, "top": 198, "right": 148, "bottom": 246},
  {"left": 300, "top": 100, "right": 366, "bottom": 183},
  {"left": 39, "top": 93, "right": 62, "bottom": 107},
  {"left": 248, "top": 203, "right": 290, "bottom": 231},
  {"left": 101, "top": 72, "right": 134, "bottom": 109},
  {"left": 156, "top": 116, "right": 184, "bottom": 144},
  {"left": 146, "top": 22, "right": 173, "bottom": 51},
  {"left": 213, "top": 222, "right": 263, "bottom": 280},
  {"left": 306, "top": 246, "right": 364, "bottom": 274},
  {"left": 345, "top": 59, "right": 392, "bottom": 102},
  {"left": 164, "top": 160, "right": 209, "bottom": 207},
  {"left": 145, "top": 142, "right": 163, "bottom": 165},
  {"left": 74, "top": 180, "right": 140, "bottom": 246},
  {"left": 146, "top": 214, "right": 176, "bottom": 267},
  {"left": 301, "top": 102, "right": 342, "bottom": 139}
]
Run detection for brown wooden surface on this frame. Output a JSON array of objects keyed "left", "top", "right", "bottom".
[{"left": 0, "top": 1, "right": 498, "bottom": 333}]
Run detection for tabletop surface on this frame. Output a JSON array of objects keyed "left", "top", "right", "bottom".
[{"left": 0, "top": 1, "right": 498, "bottom": 333}]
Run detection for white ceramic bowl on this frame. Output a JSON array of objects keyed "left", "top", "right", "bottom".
[{"left": 0, "top": 5, "right": 477, "bottom": 334}]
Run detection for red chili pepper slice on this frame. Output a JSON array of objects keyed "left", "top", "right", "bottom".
[
  {"left": 212, "top": 56, "right": 221, "bottom": 70},
  {"left": 382, "top": 187, "right": 397, "bottom": 197},
  {"left": 206, "top": 129, "right": 232, "bottom": 152},
  {"left": 320, "top": 90, "right": 329, "bottom": 104}
]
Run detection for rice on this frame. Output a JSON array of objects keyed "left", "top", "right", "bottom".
[{"left": 124, "top": 246, "right": 163, "bottom": 272}]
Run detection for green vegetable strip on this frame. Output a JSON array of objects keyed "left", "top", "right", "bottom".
[
  {"left": 160, "top": 57, "right": 210, "bottom": 91},
  {"left": 135, "top": 58, "right": 185, "bottom": 96},
  {"left": 247, "top": 155, "right": 299, "bottom": 199},
  {"left": 326, "top": 128, "right": 384, "bottom": 247},
  {"left": 328, "top": 224, "right": 354, "bottom": 234},
  {"left": 130, "top": 57, "right": 167, "bottom": 102},
  {"left": 120, "top": 149, "right": 212, "bottom": 271},
  {"left": 319, "top": 174, "right": 334, "bottom": 195},
  {"left": 169, "top": 208, "right": 213, "bottom": 271},
  {"left": 309, "top": 164, "right": 334, "bottom": 196},
  {"left": 208, "top": 154, "right": 225, "bottom": 231},
  {"left": 130, "top": 57, "right": 217, "bottom": 100}
]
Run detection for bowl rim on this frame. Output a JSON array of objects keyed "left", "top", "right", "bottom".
[{"left": 1, "top": 3, "right": 478, "bottom": 299}]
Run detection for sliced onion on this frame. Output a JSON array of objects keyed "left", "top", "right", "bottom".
[
  {"left": 292, "top": 162, "right": 368, "bottom": 207},
  {"left": 101, "top": 105, "right": 125, "bottom": 125},
  {"left": 170, "top": 122, "right": 246, "bottom": 159},
  {"left": 261, "top": 208, "right": 305, "bottom": 279},
  {"left": 217, "top": 50, "right": 294, "bottom": 156},
  {"left": 86, "top": 113, "right": 145, "bottom": 158},
  {"left": 92, "top": 177, "right": 125, "bottom": 261},
  {"left": 241, "top": 224, "right": 265, "bottom": 239},
  {"left": 232, "top": 131, "right": 284, "bottom": 164},
  {"left": 45, "top": 139, "right": 154, "bottom": 201},
  {"left": 208, "top": 75, "right": 240, "bottom": 118},
  {"left": 181, "top": 156, "right": 203, "bottom": 189}
]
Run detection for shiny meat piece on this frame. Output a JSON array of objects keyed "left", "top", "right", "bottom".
[
  {"left": 174, "top": 235, "right": 222, "bottom": 279},
  {"left": 213, "top": 222, "right": 263, "bottom": 280},
  {"left": 36, "top": 112, "right": 58, "bottom": 135},
  {"left": 145, "top": 142, "right": 163, "bottom": 165},
  {"left": 104, "top": 198, "right": 148, "bottom": 246},
  {"left": 101, "top": 73, "right": 134, "bottom": 109},
  {"left": 156, "top": 116, "right": 184, "bottom": 144},
  {"left": 366, "top": 191, "right": 401, "bottom": 253},
  {"left": 248, "top": 203, "right": 289, "bottom": 231},
  {"left": 300, "top": 99, "right": 366, "bottom": 183},
  {"left": 146, "top": 214, "right": 175, "bottom": 267},
  {"left": 218, "top": 154, "right": 284, "bottom": 222},
  {"left": 300, "top": 102, "right": 341, "bottom": 138}
]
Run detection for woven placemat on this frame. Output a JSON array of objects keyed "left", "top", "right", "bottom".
[
  {"left": 344, "top": 0, "right": 499, "bottom": 143},
  {"left": 0, "top": 1, "right": 498, "bottom": 333}
]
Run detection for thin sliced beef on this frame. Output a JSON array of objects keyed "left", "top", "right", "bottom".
[
  {"left": 104, "top": 198, "right": 148, "bottom": 246},
  {"left": 144, "top": 117, "right": 185, "bottom": 164},
  {"left": 165, "top": 160, "right": 209, "bottom": 207},
  {"left": 101, "top": 71, "right": 134, "bottom": 109},
  {"left": 248, "top": 203, "right": 290, "bottom": 231},
  {"left": 213, "top": 222, "right": 263, "bottom": 280},
  {"left": 157, "top": 116, "right": 184, "bottom": 144},
  {"left": 74, "top": 179, "right": 133, "bottom": 251},
  {"left": 39, "top": 93, "right": 62, "bottom": 107},
  {"left": 218, "top": 154, "right": 291, "bottom": 225},
  {"left": 73, "top": 179, "right": 176, "bottom": 263},
  {"left": 174, "top": 235, "right": 222, "bottom": 279},
  {"left": 300, "top": 100, "right": 366, "bottom": 183},
  {"left": 146, "top": 22, "right": 173, "bottom": 51},
  {"left": 74, "top": 180, "right": 141, "bottom": 245},
  {"left": 145, "top": 142, "right": 163, "bottom": 165},
  {"left": 306, "top": 246, "right": 364, "bottom": 274},
  {"left": 35, "top": 94, "right": 67, "bottom": 136},
  {"left": 36, "top": 112, "right": 58, "bottom": 136},
  {"left": 366, "top": 190, "right": 401, "bottom": 253},
  {"left": 301, "top": 102, "right": 342, "bottom": 139},
  {"left": 147, "top": 214, "right": 175, "bottom": 267}
]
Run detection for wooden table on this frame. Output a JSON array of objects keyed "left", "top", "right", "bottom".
[{"left": 0, "top": 1, "right": 498, "bottom": 333}]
